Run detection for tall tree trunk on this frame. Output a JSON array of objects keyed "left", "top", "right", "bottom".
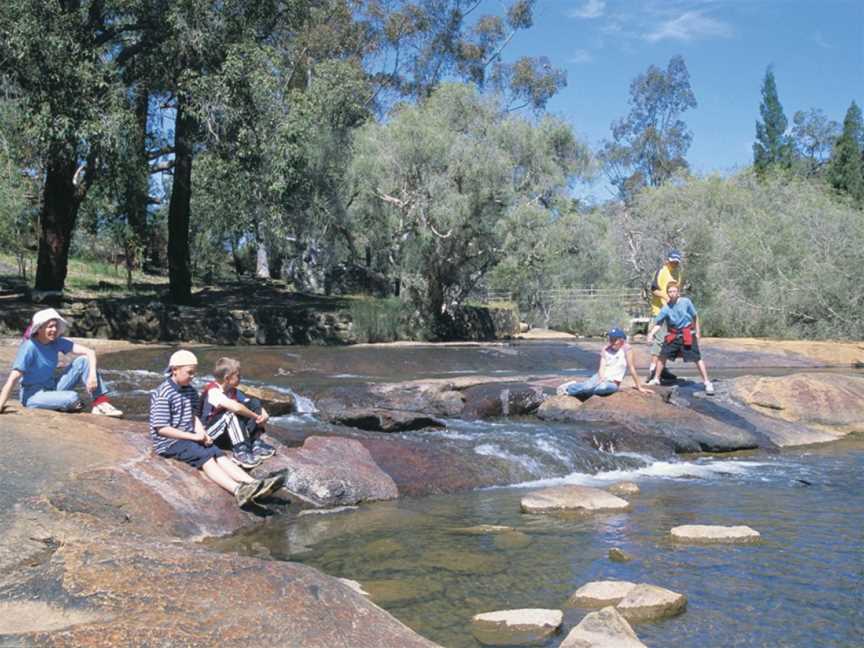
[
  {"left": 167, "top": 98, "right": 194, "bottom": 304},
  {"left": 126, "top": 88, "right": 151, "bottom": 274},
  {"left": 34, "top": 156, "right": 80, "bottom": 292},
  {"left": 255, "top": 219, "right": 270, "bottom": 279}
]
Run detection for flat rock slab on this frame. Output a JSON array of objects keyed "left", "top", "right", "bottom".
[
  {"left": 617, "top": 584, "right": 687, "bottom": 622},
  {"left": 0, "top": 534, "right": 442, "bottom": 647},
  {"left": 521, "top": 486, "right": 630, "bottom": 514},
  {"left": 730, "top": 373, "right": 864, "bottom": 436},
  {"left": 560, "top": 606, "right": 647, "bottom": 648},
  {"left": 471, "top": 609, "right": 563, "bottom": 646},
  {"left": 671, "top": 524, "right": 761, "bottom": 544},
  {"left": 567, "top": 581, "right": 637, "bottom": 607}
]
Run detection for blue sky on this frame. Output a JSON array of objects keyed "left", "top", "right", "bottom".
[{"left": 503, "top": 0, "right": 864, "bottom": 201}]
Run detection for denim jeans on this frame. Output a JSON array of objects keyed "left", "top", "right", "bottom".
[
  {"left": 21, "top": 356, "right": 109, "bottom": 411},
  {"left": 565, "top": 373, "right": 620, "bottom": 398}
]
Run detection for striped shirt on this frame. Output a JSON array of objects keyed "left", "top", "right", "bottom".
[{"left": 149, "top": 378, "right": 200, "bottom": 454}]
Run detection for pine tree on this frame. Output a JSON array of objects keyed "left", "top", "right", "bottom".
[
  {"left": 826, "top": 101, "right": 864, "bottom": 203},
  {"left": 753, "top": 67, "right": 793, "bottom": 174}
]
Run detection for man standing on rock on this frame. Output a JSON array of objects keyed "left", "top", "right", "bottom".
[
  {"left": 648, "top": 250, "right": 683, "bottom": 383},
  {"left": 647, "top": 282, "right": 715, "bottom": 395}
]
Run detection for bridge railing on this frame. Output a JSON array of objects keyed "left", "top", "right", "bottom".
[{"left": 472, "top": 287, "right": 651, "bottom": 332}]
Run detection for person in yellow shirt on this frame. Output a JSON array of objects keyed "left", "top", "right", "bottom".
[{"left": 648, "top": 249, "right": 683, "bottom": 382}]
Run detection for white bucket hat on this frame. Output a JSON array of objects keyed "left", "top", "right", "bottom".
[
  {"left": 30, "top": 308, "right": 69, "bottom": 336},
  {"left": 168, "top": 350, "right": 198, "bottom": 368}
]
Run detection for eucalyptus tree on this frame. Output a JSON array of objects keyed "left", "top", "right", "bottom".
[
  {"left": 351, "top": 83, "right": 591, "bottom": 338},
  {"left": 0, "top": 0, "right": 138, "bottom": 292},
  {"left": 599, "top": 55, "right": 696, "bottom": 203},
  {"left": 790, "top": 108, "right": 840, "bottom": 178}
]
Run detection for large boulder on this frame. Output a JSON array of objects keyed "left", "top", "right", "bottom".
[
  {"left": 263, "top": 436, "right": 399, "bottom": 507},
  {"left": 471, "top": 609, "right": 563, "bottom": 646},
  {"left": 560, "top": 607, "right": 646, "bottom": 648},
  {"left": 521, "top": 486, "right": 630, "bottom": 514},
  {"left": 730, "top": 373, "right": 864, "bottom": 437},
  {"left": 0, "top": 410, "right": 440, "bottom": 647},
  {"left": 538, "top": 390, "right": 763, "bottom": 454}
]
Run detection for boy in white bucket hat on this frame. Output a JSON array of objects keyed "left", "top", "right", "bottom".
[
  {"left": 148, "top": 349, "right": 284, "bottom": 508},
  {"left": 0, "top": 308, "right": 122, "bottom": 416}
]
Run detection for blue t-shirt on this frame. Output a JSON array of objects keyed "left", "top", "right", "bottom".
[
  {"left": 12, "top": 337, "right": 74, "bottom": 388},
  {"left": 656, "top": 297, "right": 698, "bottom": 329}
]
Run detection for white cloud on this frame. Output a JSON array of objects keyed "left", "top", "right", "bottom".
[
  {"left": 644, "top": 10, "right": 734, "bottom": 42},
  {"left": 812, "top": 31, "right": 831, "bottom": 49},
  {"left": 567, "top": 0, "right": 606, "bottom": 20},
  {"left": 568, "top": 49, "right": 594, "bottom": 64}
]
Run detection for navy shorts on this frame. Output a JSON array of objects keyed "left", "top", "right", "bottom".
[
  {"left": 161, "top": 439, "right": 224, "bottom": 468},
  {"left": 660, "top": 335, "right": 702, "bottom": 362}
]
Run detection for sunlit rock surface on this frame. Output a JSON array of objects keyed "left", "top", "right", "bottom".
[
  {"left": 471, "top": 609, "right": 563, "bottom": 646},
  {"left": 520, "top": 486, "right": 630, "bottom": 514},
  {"left": 670, "top": 524, "right": 762, "bottom": 544},
  {"left": 560, "top": 606, "right": 647, "bottom": 648}
]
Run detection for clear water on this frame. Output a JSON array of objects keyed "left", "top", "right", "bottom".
[
  {"left": 211, "top": 439, "right": 864, "bottom": 648},
  {"left": 97, "top": 342, "right": 864, "bottom": 647}
]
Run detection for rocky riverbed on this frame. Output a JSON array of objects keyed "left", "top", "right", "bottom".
[{"left": 0, "top": 337, "right": 862, "bottom": 645}]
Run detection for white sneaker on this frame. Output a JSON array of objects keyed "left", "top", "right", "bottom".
[
  {"left": 646, "top": 377, "right": 661, "bottom": 386},
  {"left": 704, "top": 381, "right": 715, "bottom": 395},
  {"left": 92, "top": 402, "right": 124, "bottom": 417}
]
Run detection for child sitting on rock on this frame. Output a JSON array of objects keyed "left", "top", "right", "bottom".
[
  {"left": 0, "top": 308, "right": 122, "bottom": 416},
  {"left": 557, "top": 327, "right": 648, "bottom": 399},
  {"left": 199, "top": 357, "right": 276, "bottom": 468},
  {"left": 149, "top": 350, "right": 283, "bottom": 508}
]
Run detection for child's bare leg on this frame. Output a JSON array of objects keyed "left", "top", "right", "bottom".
[
  {"left": 696, "top": 360, "right": 711, "bottom": 383},
  {"left": 654, "top": 357, "right": 666, "bottom": 377},
  {"left": 201, "top": 458, "right": 241, "bottom": 493},
  {"left": 215, "top": 455, "right": 256, "bottom": 483}
]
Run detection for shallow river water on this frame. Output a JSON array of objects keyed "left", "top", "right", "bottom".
[{"left": 100, "top": 341, "right": 864, "bottom": 647}]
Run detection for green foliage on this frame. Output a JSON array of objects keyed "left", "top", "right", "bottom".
[
  {"left": 628, "top": 173, "right": 864, "bottom": 339},
  {"left": 791, "top": 108, "right": 840, "bottom": 177},
  {"left": 347, "top": 297, "right": 406, "bottom": 343},
  {"left": 599, "top": 55, "right": 696, "bottom": 202},
  {"left": 753, "top": 67, "right": 794, "bottom": 174},
  {"left": 351, "top": 83, "right": 591, "bottom": 337},
  {"left": 826, "top": 101, "right": 864, "bottom": 204}
]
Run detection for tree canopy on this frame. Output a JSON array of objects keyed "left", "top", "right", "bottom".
[{"left": 599, "top": 55, "right": 696, "bottom": 203}]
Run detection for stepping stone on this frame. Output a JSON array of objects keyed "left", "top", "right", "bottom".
[
  {"left": 671, "top": 524, "right": 761, "bottom": 544},
  {"left": 471, "top": 608, "right": 563, "bottom": 646},
  {"left": 521, "top": 486, "right": 630, "bottom": 514},
  {"left": 616, "top": 584, "right": 687, "bottom": 622},
  {"left": 566, "top": 581, "right": 637, "bottom": 608},
  {"left": 607, "top": 482, "right": 640, "bottom": 496},
  {"left": 560, "top": 606, "right": 647, "bottom": 648}
]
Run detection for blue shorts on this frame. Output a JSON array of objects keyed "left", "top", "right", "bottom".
[{"left": 161, "top": 439, "right": 223, "bottom": 468}]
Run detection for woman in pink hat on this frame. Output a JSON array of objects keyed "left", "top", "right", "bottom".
[{"left": 0, "top": 308, "right": 122, "bottom": 416}]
